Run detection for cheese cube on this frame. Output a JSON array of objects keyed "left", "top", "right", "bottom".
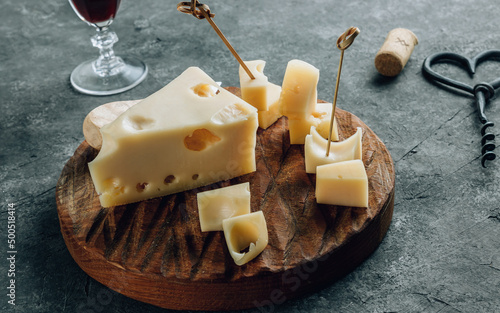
[
  {"left": 197, "top": 183, "right": 251, "bottom": 232},
  {"left": 305, "top": 127, "right": 362, "bottom": 173},
  {"left": 239, "top": 60, "right": 269, "bottom": 111},
  {"left": 279, "top": 59, "right": 319, "bottom": 120},
  {"left": 88, "top": 67, "right": 258, "bottom": 208},
  {"left": 257, "top": 82, "right": 282, "bottom": 129},
  {"left": 239, "top": 60, "right": 283, "bottom": 129},
  {"left": 315, "top": 160, "right": 368, "bottom": 207},
  {"left": 288, "top": 102, "right": 339, "bottom": 144},
  {"left": 222, "top": 211, "right": 268, "bottom": 266}
]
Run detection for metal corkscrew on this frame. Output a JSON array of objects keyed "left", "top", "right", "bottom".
[{"left": 422, "top": 50, "right": 500, "bottom": 167}]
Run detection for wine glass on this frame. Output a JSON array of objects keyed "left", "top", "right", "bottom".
[{"left": 69, "top": 0, "right": 148, "bottom": 96}]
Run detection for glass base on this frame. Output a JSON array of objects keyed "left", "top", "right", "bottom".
[{"left": 70, "top": 56, "right": 147, "bottom": 96}]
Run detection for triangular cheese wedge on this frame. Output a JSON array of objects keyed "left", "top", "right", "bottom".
[{"left": 89, "top": 67, "right": 258, "bottom": 207}]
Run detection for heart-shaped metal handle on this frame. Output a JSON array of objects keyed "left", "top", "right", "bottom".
[
  {"left": 422, "top": 50, "right": 500, "bottom": 168},
  {"left": 422, "top": 50, "right": 500, "bottom": 94}
]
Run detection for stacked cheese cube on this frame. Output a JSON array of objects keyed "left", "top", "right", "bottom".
[
  {"left": 238, "top": 58, "right": 369, "bottom": 208},
  {"left": 278, "top": 60, "right": 368, "bottom": 208},
  {"left": 239, "top": 60, "right": 282, "bottom": 129},
  {"left": 279, "top": 60, "right": 339, "bottom": 144}
]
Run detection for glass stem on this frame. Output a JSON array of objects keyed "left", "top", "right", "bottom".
[{"left": 91, "top": 26, "right": 124, "bottom": 77}]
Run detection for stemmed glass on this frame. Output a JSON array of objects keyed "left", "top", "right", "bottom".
[{"left": 69, "top": 0, "right": 148, "bottom": 95}]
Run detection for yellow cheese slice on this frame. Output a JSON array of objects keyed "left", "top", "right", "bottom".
[
  {"left": 304, "top": 126, "right": 362, "bottom": 173},
  {"left": 197, "top": 182, "right": 251, "bottom": 232},
  {"left": 88, "top": 67, "right": 258, "bottom": 208},
  {"left": 279, "top": 59, "right": 319, "bottom": 120},
  {"left": 288, "top": 102, "right": 339, "bottom": 144},
  {"left": 222, "top": 211, "right": 268, "bottom": 266},
  {"left": 315, "top": 159, "right": 368, "bottom": 207},
  {"left": 239, "top": 60, "right": 269, "bottom": 111}
]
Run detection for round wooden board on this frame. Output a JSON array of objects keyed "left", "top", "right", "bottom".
[{"left": 56, "top": 88, "right": 395, "bottom": 311}]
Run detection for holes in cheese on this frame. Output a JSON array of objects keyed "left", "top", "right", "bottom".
[
  {"left": 288, "top": 102, "right": 339, "bottom": 145},
  {"left": 184, "top": 128, "right": 221, "bottom": 151},
  {"left": 256, "top": 62, "right": 264, "bottom": 73},
  {"left": 192, "top": 174, "right": 199, "bottom": 180},
  {"left": 88, "top": 67, "right": 258, "bottom": 208},
  {"left": 164, "top": 175, "right": 176, "bottom": 185},
  {"left": 315, "top": 160, "right": 368, "bottom": 207},
  {"left": 136, "top": 182, "right": 148, "bottom": 192},
  {"left": 304, "top": 126, "right": 363, "bottom": 174},
  {"left": 222, "top": 211, "right": 268, "bottom": 266},
  {"left": 123, "top": 115, "right": 155, "bottom": 131},
  {"left": 191, "top": 83, "right": 219, "bottom": 97},
  {"left": 211, "top": 103, "right": 250, "bottom": 124},
  {"left": 311, "top": 110, "right": 327, "bottom": 119},
  {"left": 102, "top": 178, "right": 125, "bottom": 195},
  {"left": 197, "top": 182, "right": 251, "bottom": 232}
]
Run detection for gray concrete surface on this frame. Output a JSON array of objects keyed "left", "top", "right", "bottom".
[{"left": 1, "top": 0, "right": 500, "bottom": 312}]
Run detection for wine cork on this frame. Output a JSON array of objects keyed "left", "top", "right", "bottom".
[{"left": 375, "top": 28, "right": 418, "bottom": 77}]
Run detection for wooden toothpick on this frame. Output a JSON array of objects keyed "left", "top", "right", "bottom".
[
  {"left": 177, "top": 0, "right": 255, "bottom": 80},
  {"left": 326, "top": 27, "right": 360, "bottom": 156}
]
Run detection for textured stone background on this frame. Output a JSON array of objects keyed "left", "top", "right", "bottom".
[{"left": 1, "top": 0, "right": 500, "bottom": 312}]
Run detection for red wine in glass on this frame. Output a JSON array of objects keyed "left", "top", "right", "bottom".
[
  {"left": 71, "top": 0, "right": 121, "bottom": 25},
  {"left": 68, "top": 0, "right": 147, "bottom": 95}
]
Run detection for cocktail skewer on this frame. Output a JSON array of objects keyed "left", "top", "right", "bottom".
[
  {"left": 177, "top": 0, "right": 255, "bottom": 80},
  {"left": 326, "top": 27, "right": 360, "bottom": 156}
]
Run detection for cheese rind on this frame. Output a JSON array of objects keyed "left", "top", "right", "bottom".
[
  {"left": 305, "top": 126, "right": 362, "bottom": 173},
  {"left": 315, "top": 159, "right": 368, "bottom": 207},
  {"left": 197, "top": 183, "right": 251, "bottom": 232},
  {"left": 88, "top": 67, "right": 258, "bottom": 208},
  {"left": 288, "top": 102, "right": 339, "bottom": 144},
  {"left": 279, "top": 59, "right": 319, "bottom": 120},
  {"left": 222, "top": 211, "right": 268, "bottom": 266},
  {"left": 239, "top": 60, "right": 269, "bottom": 111}
]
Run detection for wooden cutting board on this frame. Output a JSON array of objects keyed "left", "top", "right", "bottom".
[{"left": 56, "top": 87, "right": 395, "bottom": 311}]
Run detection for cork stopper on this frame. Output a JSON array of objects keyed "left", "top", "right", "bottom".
[{"left": 375, "top": 28, "right": 418, "bottom": 77}]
